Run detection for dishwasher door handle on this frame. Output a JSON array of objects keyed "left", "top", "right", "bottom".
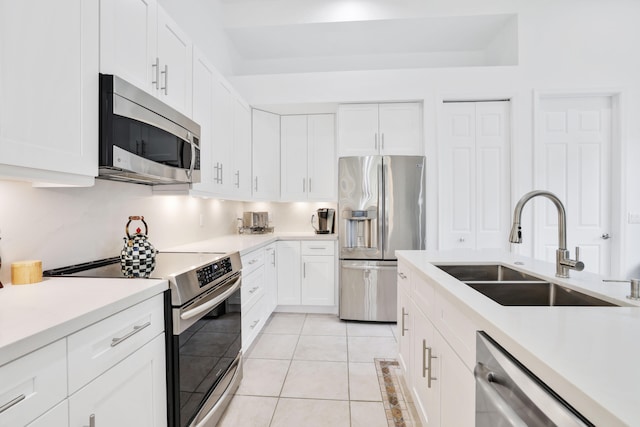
[{"left": 474, "top": 363, "right": 528, "bottom": 427}]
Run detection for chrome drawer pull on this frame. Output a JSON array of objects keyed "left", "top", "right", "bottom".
[
  {"left": 401, "top": 307, "right": 409, "bottom": 336},
  {"left": 398, "top": 272, "right": 407, "bottom": 279},
  {"left": 111, "top": 322, "right": 151, "bottom": 347},
  {"left": 249, "top": 286, "right": 259, "bottom": 294},
  {"left": 250, "top": 319, "right": 260, "bottom": 328},
  {"left": 0, "top": 394, "right": 25, "bottom": 413},
  {"left": 308, "top": 247, "right": 326, "bottom": 250},
  {"left": 83, "top": 414, "right": 96, "bottom": 427},
  {"left": 422, "top": 340, "right": 438, "bottom": 388},
  {"left": 248, "top": 259, "right": 258, "bottom": 265}
]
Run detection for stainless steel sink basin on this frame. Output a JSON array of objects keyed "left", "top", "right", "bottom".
[
  {"left": 436, "top": 264, "right": 541, "bottom": 282},
  {"left": 435, "top": 264, "right": 619, "bottom": 307},
  {"left": 466, "top": 281, "right": 618, "bottom": 307}
]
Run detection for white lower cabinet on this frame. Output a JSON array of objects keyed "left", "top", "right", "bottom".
[
  {"left": 0, "top": 294, "right": 167, "bottom": 427},
  {"left": 277, "top": 240, "right": 336, "bottom": 309},
  {"left": 399, "top": 261, "right": 476, "bottom": 427},
  {"left": 69, "top": 333, "right": 167, "bottom": 427},
  {"left": 26, "top": 401, "right": 69, "bottom": 427}
]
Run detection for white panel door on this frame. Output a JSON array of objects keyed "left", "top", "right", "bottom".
[
  {"left": 439, "top": 101, "right": 510, "bottom": 251},
  {"left": 190, "top": 48, "right": 215, "bottom": 195},
  {"left": 301, "top": 255, "right": 335, "bottom": 306},
  {"left": 337, "top": 104, "right": 379, "bottom": 156},
  {"left": 100, "top": 0, "right": 157, "bottom": 94},
  {"left": 281, "top": 115, "right": 309, "bottom": 200},
  {"left": 156, "top": 6, "right": 192, "bottom": 115},
  {"left": 308, "top": 114, "right": 337, "bottom": 201},
  {"left": 536, "top": 96, "right": 612, "bottom": 275},
  {"left": 233, "top": 99, "right": 252, "bottom": 199},
  {"left": 276, "top": 241, "right": 301, "bottom": 305},
  {"left": 379, "top": 103, "right": 423, "bottom": 155},
  {"left": 252, "top": 109, "right": 281, "bottom": 200}
]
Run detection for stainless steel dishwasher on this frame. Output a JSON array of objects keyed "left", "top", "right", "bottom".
[{"left": 475, "top": 332, "right": 594, "bottom": 427}]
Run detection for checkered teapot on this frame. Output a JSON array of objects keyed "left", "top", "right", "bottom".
[{"left": 120, "top": 216, "right": 156, "bottom": 278}]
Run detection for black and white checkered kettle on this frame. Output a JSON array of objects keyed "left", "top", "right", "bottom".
[{"left": 120, "top": 216, "right": 157, "bottom": 278}]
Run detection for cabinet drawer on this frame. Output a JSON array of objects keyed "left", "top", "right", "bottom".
[
  {"left": 242, "top": 266, "right": 265, "bottom": 310},
  {"left": 301, "top": 240, "right": 334, "bottom": 256},
  {"left": 242, "top": 296, "right": 266, "bottom": 351},
  {"left": 242, "top": 248, "right": 265, "bottom": 275},
  {"left": 67, "top": 294, "right": 165, "bottom": 394},
  {"left": 0, "top": 339, "right": 67, "bottom": 427},
  {"left": 412, "top": 272, "right": 435, "bottom": 320}
]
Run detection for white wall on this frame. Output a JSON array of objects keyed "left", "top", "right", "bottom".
[{"left": 226, "top": 0, "right": 640, "bottom": 276}]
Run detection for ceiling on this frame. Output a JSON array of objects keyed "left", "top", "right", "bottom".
[{"left": 221, "top": 9, "right": 518, "bottom": 75}]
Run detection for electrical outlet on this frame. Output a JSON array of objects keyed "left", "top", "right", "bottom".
[{"left": 628, "top": 212, "right": 640, "bottom": 224}]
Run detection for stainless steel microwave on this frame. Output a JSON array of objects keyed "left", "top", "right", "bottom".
[{"left": 98, "top": 74, "right": 201, "bottom": 185}]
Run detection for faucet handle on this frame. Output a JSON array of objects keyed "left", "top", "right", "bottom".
[
  {"left": 575, "top": 246, "right": 580, "bottom": 261},
  {"left": 572, "top": 246, "right": 585, "bottom": 271}
]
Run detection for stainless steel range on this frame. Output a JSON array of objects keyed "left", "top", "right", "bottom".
[{"left": 44, "top": 251, "right": 243, "bottom": 427}]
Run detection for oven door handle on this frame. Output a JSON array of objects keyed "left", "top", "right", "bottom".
[{"left": 180, "top": 275, "right": 242, "bottom": 321}]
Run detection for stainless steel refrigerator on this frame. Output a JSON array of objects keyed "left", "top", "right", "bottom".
[{"left": 339, "top": 155, "right": 426, "bottom": 321}]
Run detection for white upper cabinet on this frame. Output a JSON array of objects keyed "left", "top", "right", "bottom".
[
  {"left": 252, "top": 109, "right": 281, "bottom": 200},
  {"left": 281, "top": 114, "right": 336, "bottom": 201},
  {"left": 100, "top": 0, "right": 192, "bottom": 115},
  {"left": 0, "top": 0, "right": 99, "bottom": 186},
  {"left": 337, "top": 103, "right": 423, "bottom": 157},
  {"left": 233, "top": 99, "right": 252, "bottom": 199}
]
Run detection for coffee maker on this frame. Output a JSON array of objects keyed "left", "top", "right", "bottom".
[{"left": 311, "top": 208, "right": 335, "bottom": 234}]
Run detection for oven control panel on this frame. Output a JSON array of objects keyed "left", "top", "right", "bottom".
[{"left": 196, "top": 257, "right": 233, "bottom": 288}]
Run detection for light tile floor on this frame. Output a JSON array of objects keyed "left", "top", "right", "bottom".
[{"left": 217, "top": 313, "right": 399, "bottom": 427}]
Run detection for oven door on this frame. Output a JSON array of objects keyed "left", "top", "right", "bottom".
[{"left": 168, "top": 274, "right": 242, "bottom": 427}]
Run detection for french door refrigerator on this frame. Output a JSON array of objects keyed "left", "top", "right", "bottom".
[{"left": 339, "top": 155, "right": 426, "bottom": 321}]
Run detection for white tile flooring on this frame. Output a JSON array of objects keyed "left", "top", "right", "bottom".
[{"left": 217, "top": 313, "right": 399, "bottom": 427}]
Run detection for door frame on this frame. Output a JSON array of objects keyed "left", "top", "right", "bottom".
[
  {"left": 533, "top": 89, "right": 626, "bottom": 276},
  {"left": 434, "top": 91, "right": 518, "bottom": 251}
]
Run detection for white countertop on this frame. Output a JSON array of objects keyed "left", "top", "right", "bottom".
[
  {"left": 0, "top": 277, "right": 167, "bottom": 367},
  {"left": 396, "top": 249, "right": 640, "bottom": 427},
  {"left": 163, "top": 231, "right": 337, "bottom": 256}
]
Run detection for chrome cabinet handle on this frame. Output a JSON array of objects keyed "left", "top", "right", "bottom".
[
  {"left": 254, "top": 176, "right": 258, "bottom": 192},
  {"left": 83, "top": 414, "right": 96, "bottom": 427},
  {"left": 152, "top": 57, "right": 160, "bottom": 89},
  {"left": 249, "top": 286, "right": 259, "bottom": 294},
  {"left": 271, "top": 250, "right": 276, "bottom": 266},
  {"left": 250, "top": 319, "right": 260, "bottom": 329},
  {"left": 160, "top": 64, "right": 168, "bottom": 95},
  {"left": 110, "top": 322, "right": 151, "bottom": 347},
  {"left": 381, "top": 133, "right": 385, "bottom": 150},
  {"left": 235, "top": 170, "right": 240, "bottom": 188},
  {"left": 423, "top": 340, "right": 437, "bottom": 388},
  {"left": 308, "top": 246, "right": 325, "bottom": 250},
  {"left": 601, "top": 233, "right": 611, "bottom": 240},
  {"left": 401, "top": 307, "right": 408, "bottom": 336},
  {"left": 302, "top": 178, "right": 306, "bottom": 192},
  {"left": 398, "top": 272, "right": 407, "bottom": 279},
  {"left": 247, "top": 259, "right": 258, "bottom": 265},
  {"left": 0, "top": 394, "right": 25, "bottom": 414},
  {"left": 303, "top": 262, "right": 306, "bottom": 278},
  {"left": 219, "top": 163, "right": 223, "bottom": 184}
]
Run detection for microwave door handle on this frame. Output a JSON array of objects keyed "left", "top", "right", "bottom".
[{"left": 188, "top": 132, "right": 195, "bottom": 181}]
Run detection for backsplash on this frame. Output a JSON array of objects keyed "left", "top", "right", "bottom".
[{"left": 0, "top": 179, "right": 336, "bottom": 284}]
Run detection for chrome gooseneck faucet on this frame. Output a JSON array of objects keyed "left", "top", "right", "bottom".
[{"left": 509, "top": 190, "right": 584, "bottom": 278}]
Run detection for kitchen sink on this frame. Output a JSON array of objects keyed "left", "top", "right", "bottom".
[
  {"left": 435, "top": 264, "right": 619, "bottom": 307},
  {"left": 466, "top": 281, "right": 618, "bottom": 307},
  {"left": 436, "top": 264, "right": 542, "bottom": 282}
]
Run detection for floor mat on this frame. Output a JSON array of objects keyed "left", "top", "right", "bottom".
[{"left": 375, "top": 358, "right": 421, "bottom": 427}]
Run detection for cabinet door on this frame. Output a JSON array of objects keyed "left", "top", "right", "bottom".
[
  {"left": 69, "top": 334, "right": 167, "bottom": 427},
  {"left": 264, "top": 244, "right": 278, "bottom": 314},
  {"left": 190, "top": 48, "right": 215, "bottom": 195},
  {"left": 337, "top": 104, "right": 379, "bottom": 157},
  {"left": 233, "top": 99, "right": 253, "bottom": 199},
  {"left": 276, "top": 241, "right": 301, "bottom": 305},
  {"left": 280, "top": 115, "right": 309, "bottom": 201},
  {"left": 411, "top": 304, "right": 440, "bottom": 427},
  {"left": 156, "top": 6, "right": 192, "bottom": 115},
  {"left": 397, "top": 284, "right": 412, "bottom": 384},
  {"left": 0, "top": 0, "right": 98, "bottom": 186},
  {"left": 436, "top": 331, "right": 475, "bottom": 427},
  {"left": 26, "top": 401, "right": 68, "bottom": 427},
  {"left": 252, "top": 109, "right": 281, "bottom": 200},
  {"left": 301, "top": 255, "right": 335, "bottom": 306},
  {"left": 100, "top": 0, "right": 157, "bottom": 94},
  {"left": 378, "top": 103, "right": 423, "bottom": 155},
  {"left": 212, "top": 78, "right": 234, "bottom": 194},
  {"left": 307, "top": 114, "right": 337, "bottom": 201}
]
